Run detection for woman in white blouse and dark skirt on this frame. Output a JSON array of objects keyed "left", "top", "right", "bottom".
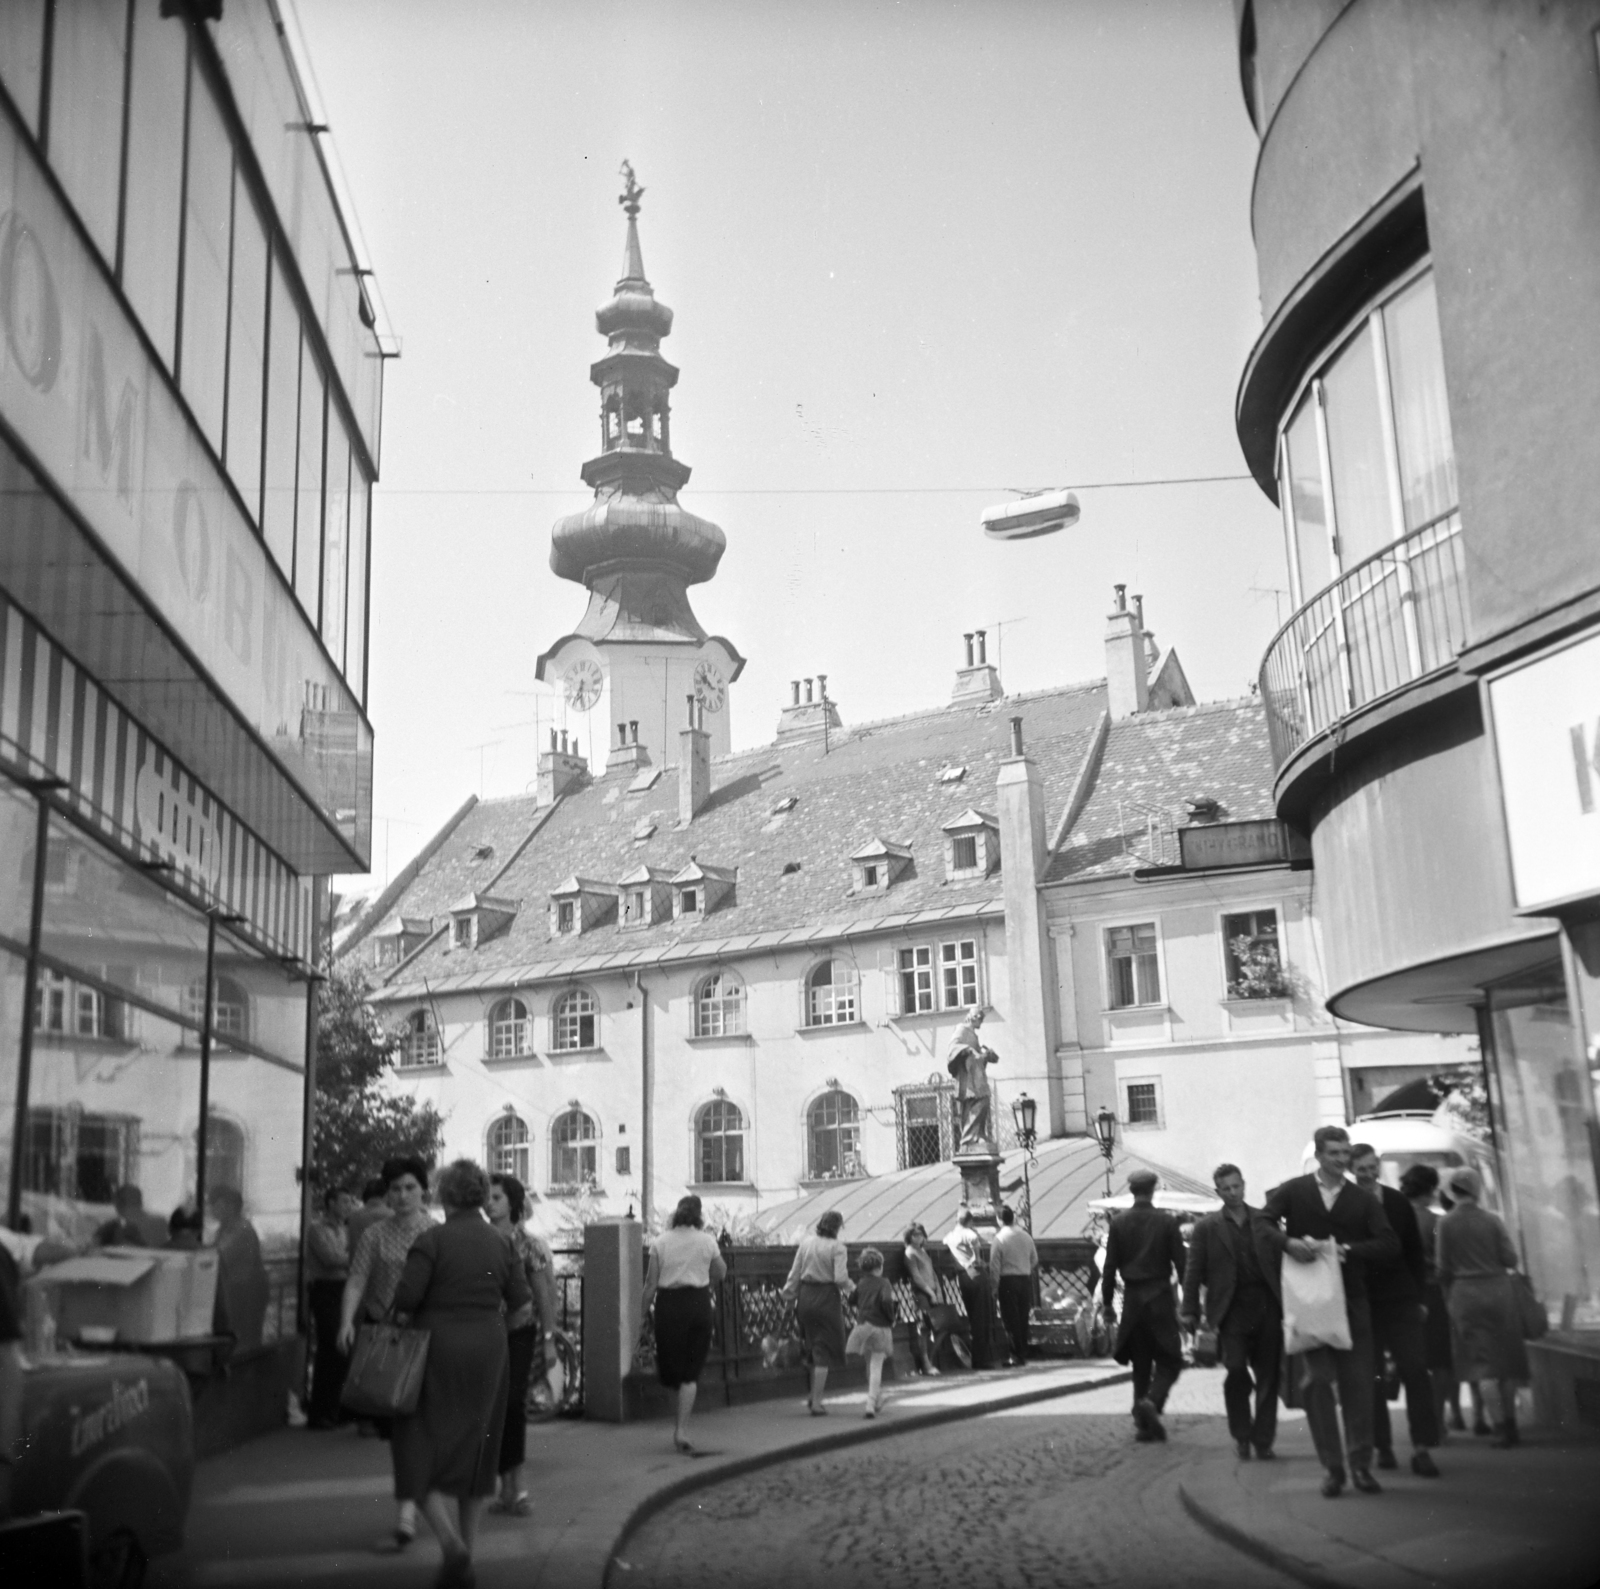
[
  {"left": 643, "top": 1195, "right": 728, "bottom": 1453},
  {"left": 782, "top": 1210, "right": 853, "bottom": 1414}
]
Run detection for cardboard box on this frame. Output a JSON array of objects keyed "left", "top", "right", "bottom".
[{"left": 47, "top": 1249, "right": 220, "bottom": 1344}]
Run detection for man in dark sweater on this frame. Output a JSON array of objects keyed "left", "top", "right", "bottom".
[
  {"left": 1351, "top": 1143, "right": 1441, "bottom": 1477},
  {"left": 1264, "top": 1125, "right": 1399, "bottom": 1498},
  {"left": 1101, "top": 1169, "right": 1187, "bottom": 1443}
]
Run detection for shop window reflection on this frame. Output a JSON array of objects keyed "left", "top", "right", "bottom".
[{"left": 1487, "top": 981, "right": 1600, "bottom": 1335}]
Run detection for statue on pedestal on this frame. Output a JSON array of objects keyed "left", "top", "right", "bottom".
[{"left": 947, "top": 1007, "right": 999, "bottom": 1154}]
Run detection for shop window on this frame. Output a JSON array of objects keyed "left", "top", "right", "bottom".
[
  {"left": 694, "top": 971, "right": 745, "bottom": 1037},
  {"left": 398, "top": 1009, "right": 441, "bottom": 1068},
  {"left": 697, "top": 1100, "right": 745, "bottom": 1184},
  {"left": 48, "top": 0, "right": 128, "bottom": 261},
  {"left": 805, "top": 960, "right": 858, "bottom": 1027},
  {"left": 1125, "top": 1080, "right": 1162, "bottom": 1128},
  {"left": 551, "top": 1108, "right": 598, "bottom": 1189},
  {"left": 488, "top": 997, "right": 531, "bottom": 1059},
  {"left": 179, "top": 67, "right": 234, "bottom": 455},
  {"left": 1222, "top": 909, "right": 1286, "bottom": 999},
  {"left": 552, "top": 988, "right": 597, "bottom": 1051},
  {"left": 807, "top": 1089, "right": 863, "bottom": 1180},
  {"left": 1106, "top": 923, "right": 1161, "bottom": 1009},
  {"left": 488, "top": 1111, "right": 530, "bottom": 1182}
]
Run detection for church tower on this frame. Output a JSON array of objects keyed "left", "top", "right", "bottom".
[{"left": 537, "top": 165, "right": 743, "bottom": 773}]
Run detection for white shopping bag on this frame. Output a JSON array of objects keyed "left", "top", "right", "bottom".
[{"left": 1281, "top": 1238, "right": 1351, "bottom": 1354}]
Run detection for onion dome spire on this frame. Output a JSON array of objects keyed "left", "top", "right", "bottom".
[{"left": 549, "top": 164, "right": 726, "bottom": 631}]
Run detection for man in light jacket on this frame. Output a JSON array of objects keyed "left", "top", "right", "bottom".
[{"left": 1181, "top": 1163, "right": 1286, "bottom": 1460}]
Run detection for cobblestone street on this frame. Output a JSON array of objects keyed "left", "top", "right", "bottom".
[{"left": 611, "top": 1377, "right": 1295, "bottom": 1589}]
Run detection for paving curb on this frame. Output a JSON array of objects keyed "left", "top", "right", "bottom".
[
  {"left": 603, "top": 1368, "right": 1132, "bottom": 1587},
  {"left": 1177, "top": 1469, "right": 1431, "bottom": 1589}
]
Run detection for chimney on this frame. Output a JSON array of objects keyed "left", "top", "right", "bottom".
[
  {"left": 951, "top": 626, "right": 1003, "bottom": 705},
  {"left": 1105, "top": 583, "right": 1149, "bottom": 719},
  {"left": 1133, "top": 593, "right": 1158, "bottom": 669},
  {"left": 778, "top": 674, "right": 843, "bottom": 743},
  {"left": 606, "top": 717, "right": 652, "bottom": 775},
  {"left": 679, "top": 694, "right": 711, "bottom": 822},
  {"left": 538, "top": 727, "right": 589, "bottom": 806}
]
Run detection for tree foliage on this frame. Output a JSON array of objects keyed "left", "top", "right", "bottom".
[
  {"left": 310, "top": 962, "right": 444, "bottom": 1192},
  {"left": 1432, "top": 1059, "right": 1494, "bottom": 1144}
]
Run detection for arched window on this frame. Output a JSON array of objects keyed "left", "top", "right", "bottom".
[
  {"left": 488, "top": 997, "right": 531, "bottom": 1059},
  {"left": 183, "top": 976, "right": 250, "bottom": 1040},
  {"left": 805, "top": 960, "right": 858, "bottom": 1027},
  {"left": 807, "top": 1089, "right": 862, "bottom": 1180},
  {"left": 551, "top": 1108, "right": 598, "bottom": 1188},
  {"left": 697, "top": 1100, "right": 745, "bottom": 1184},
  {"left": 399, "top": 1009, "right": 440, "bottom": 1067},
  {"left": 551, "top": 988, "right": 597, "bottom": 1052},
  {"left": 205, "top": 1115, "right": 245, "bottom": 1196},
  {"left": 694, "top": 971, "right": 745, "bottom": 1038},
  {"left": 487, "top": 1112, "right": 529, "bottom": 1181}
]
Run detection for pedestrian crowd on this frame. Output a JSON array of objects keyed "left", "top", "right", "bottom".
[
  {"left": 1095, "top": 1122, "right": 1535, "bottom": 1503},
  {"left": 300, "top": 1153, "right": 562, "bottom": 1587}
]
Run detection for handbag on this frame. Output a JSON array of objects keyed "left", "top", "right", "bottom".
[
  {"left": 1514, "top": 1272, "right": 1548, "bottom": 1340},
  {"left": 340, "top": 1319, "right": 431, "bottom": 1417},
  {"left": 1191, "top": 1324, "right": 1220, "bottom": 1369},
  {"left": 1281, "top": 1239, "right": 1352, "bottom": 1354}
]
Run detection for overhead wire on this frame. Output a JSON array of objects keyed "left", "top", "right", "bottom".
[{"left": 374, "top": 474, "right": 1255, "bottom": 498}]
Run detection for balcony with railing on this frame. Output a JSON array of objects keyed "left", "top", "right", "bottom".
[{"left": 1259, "top": 514, "right": 1471, "bottom": 771}]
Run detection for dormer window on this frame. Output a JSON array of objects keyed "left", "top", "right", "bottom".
[
  {"left": 549, "top": 877, "right": 615, "bottom": 937},
  {"left": 671, "top": 859, "right": 735, "bottom": 920},
  {"left": 941, "top": 809, "right": 1000, "bottom": 882},
  {"left": 372, "top": 916, "right": 433, "bottom": 972},
  {"left": 617, "top": 866, "right": 673, "bottom": 929},
  {"left": 850, "top": 838, "right": 913, "bottom": 895},
  {"left": 446, "top": 893, "right": 518, "bottom": 951}
]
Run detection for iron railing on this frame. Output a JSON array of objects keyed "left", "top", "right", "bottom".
[{"left": 1259, "top": 514, "right": 1469, "bottom": 769}]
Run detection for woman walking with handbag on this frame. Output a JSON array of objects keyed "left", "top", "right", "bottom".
[
  {"left": 486, "top": 1173, "right": 557, "bottom": 1513},
  {"left": 339, "top": 1155, "right": 434, "bottom": 1551},
  {"left": 1437, "top": 1168, "right": 1530, "bottom": 1449},
  {"left": 391, "top": 1159, "right": 530, "bottom": 1588}
]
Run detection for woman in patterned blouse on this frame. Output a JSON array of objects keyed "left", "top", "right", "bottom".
[{"left": 337, "top": 1155, "right": 434, "bottom": 1553}]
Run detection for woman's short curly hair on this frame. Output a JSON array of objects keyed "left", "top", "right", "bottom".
[
  {"left": 381, "top": 1154, "right": 431, "bottom": 1192},
  {"left": 436, "top": 1158, "right": 490, "bottom": 1211}
]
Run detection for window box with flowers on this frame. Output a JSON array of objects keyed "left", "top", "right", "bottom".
[{"left": 1220, "top": 909, "right": 1296, "bottom": 1033}]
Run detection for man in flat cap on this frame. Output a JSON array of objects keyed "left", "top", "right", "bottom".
[{"left": 1101, "top": 1168, "right": 1188, "bottom": 1442}]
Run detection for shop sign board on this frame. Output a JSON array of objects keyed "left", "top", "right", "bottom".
[
  {"left": 0, "top": 117, "right": 369, "bottom": 867},
  {"left": 1178, "top": 819, "right": 1311, "bottom": 871},
  {"left": 1485, "top": 627, "right": 1600, "bottom": 913}
]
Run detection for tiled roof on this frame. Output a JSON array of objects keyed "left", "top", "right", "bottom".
[
  {"left": 1044, "top": 697, "right": 1278, "bottom": 883},
  {"left": 363, "top": 680, "right": 1108, "bottom": 1001}
]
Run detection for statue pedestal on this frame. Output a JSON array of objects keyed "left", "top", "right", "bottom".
[{"left": 953, "top": 1148, "right": 1003, "bottom": 1227}]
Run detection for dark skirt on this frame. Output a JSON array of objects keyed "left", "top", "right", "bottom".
[
  {"left": 1447, "top": 1274, "right": 1530, "bottom": 1382},
  {"left": 393, "top": 1309, "right": 509, "bottom": 1501},
  {"left": 499, "top": 1325, "right": 537, "bottom": 1473},
  {"left": 653, "top": 1286, "right": 714, "bottom": 1389},
  {"left": 1420, "top": 1282, "right": 1453, "bottom": 1371},
  {"left": 796, "top": 1280, "right": 847, "bottom": 1370}
]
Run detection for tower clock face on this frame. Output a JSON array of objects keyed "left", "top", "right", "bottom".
[
  {"left": 563, "top": 659, "right": 604, "bottom": 712},
  {"left": 693, "top": 659, "right": 726, "bottom": 714}
]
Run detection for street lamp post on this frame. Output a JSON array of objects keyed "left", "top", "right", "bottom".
[
  {"left": 1093, "top": 1106, "right": 1117, "bottom": 1198},
  {"left": 1010, "top": 1092, "right": 1039, "bottom": 1232}
]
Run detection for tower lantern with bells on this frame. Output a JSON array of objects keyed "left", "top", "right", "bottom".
[{"left": 536, "top": 163, "right": 744, "bottom": 771}]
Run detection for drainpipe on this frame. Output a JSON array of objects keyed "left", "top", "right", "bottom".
[{"left": 633, "top": 970, "right": 652, "bottom": 1227}]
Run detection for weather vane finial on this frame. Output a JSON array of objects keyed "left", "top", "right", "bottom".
[{"left": 618, "top": 160, "right": 644, "bottom": 218}]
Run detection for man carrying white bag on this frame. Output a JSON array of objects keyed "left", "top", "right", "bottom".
[{"left": 1265, "top": 1126, "right": 1400, "bottom": 1500}]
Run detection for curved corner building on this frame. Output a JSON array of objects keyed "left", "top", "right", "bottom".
[{"left": 1234, "top": 0, "right": 1600, "bottom": 1426}]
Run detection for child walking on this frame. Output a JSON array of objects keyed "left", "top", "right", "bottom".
[{"left": 845, "top": 1248, "right": 897, "bottom": 1417}]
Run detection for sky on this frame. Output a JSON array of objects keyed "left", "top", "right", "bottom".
[{"left": 288, "top": 0, "right": 1286, "bottom": 897}]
